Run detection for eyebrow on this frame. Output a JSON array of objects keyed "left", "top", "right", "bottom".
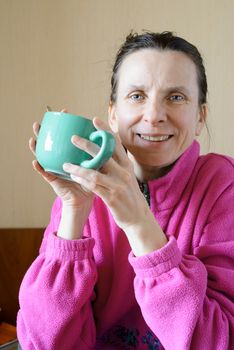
[
  {"left": 125, "top": 84, "right": 191, "bottom": 96},
  {"left": 126, "top": 84, "right": 147, "bottom": 91},
  {"left": 163, "top": 86, "right": 191, "bottom": 95}
]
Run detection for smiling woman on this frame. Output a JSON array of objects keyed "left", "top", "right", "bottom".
[
  {"left": 109, "top": 48, "right": 207, "bottom": 178},
  {"left": 17, "top": 31, "right": 234, "bottom": 350}
]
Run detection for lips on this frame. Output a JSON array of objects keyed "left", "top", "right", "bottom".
[{"left": 137, "top": 133, "right": 173, "bottom": 142}]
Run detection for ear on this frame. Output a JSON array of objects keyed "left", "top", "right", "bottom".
[
  {"left": 108, "top": 102, "right": 119, "bottom": 133},
  {"left": 195, "top": 103, "right": 208, "bottom": 136}
]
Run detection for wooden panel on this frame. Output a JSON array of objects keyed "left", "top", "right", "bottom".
[
  {"left": 0, "top": 322, "right": 17, "bottom": 346},
  {"left": 0, "top": 228, "right": 44, "bottom": 325}
]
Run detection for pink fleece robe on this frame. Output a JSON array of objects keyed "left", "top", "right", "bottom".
[{"left": 17, "top": 141, "right": 234, "bottom": 349}]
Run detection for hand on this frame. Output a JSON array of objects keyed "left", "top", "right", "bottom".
[
  {"left": 29, "top": 111, "right": 94, "bottom": 210},
  {"left": 63, "top": 117, "right": 168, "bottom": 253},
  {"left": 62, "top": 117, "right": 151, "bottom": 230}
]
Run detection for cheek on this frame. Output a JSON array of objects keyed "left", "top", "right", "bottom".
[
  {"left": 172, "top": 108, "right": 199, "bottom": 135},
  {"left": 109, "top": 100, "right": 134, "bottom": 133},
  {"left": 171, "top": 116, "right": 190, "bottom": 133},
  {"left": 116, "top": 104, "right": 139, "bottom": 127}
]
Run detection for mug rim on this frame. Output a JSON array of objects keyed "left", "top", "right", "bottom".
[{"left": 45, "top": 111, "right": 92, "bottom": 122}]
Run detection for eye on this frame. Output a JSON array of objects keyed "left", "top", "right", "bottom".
[
  {"left": 168, "top": 94, "right": 185, "bottom": 103},
  {"left": 129, "top": 92, "right": 145, "bottom": 102}
]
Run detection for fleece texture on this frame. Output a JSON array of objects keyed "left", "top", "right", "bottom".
[{"left": 17, "top": 141, "right": 234, "bottom": 350}]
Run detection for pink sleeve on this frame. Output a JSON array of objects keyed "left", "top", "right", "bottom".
[
  {"left": 129, "top": 185, "right": 234, "bottom": 350},
  {"left": 17, "top": 198, "right": 97, "bottom": 350}
]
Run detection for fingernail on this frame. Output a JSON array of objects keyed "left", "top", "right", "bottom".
[
  {"left": 63, "top": 163, "right": 70, "bottom": 170},
  {"left": 71, "top": 135, "right": 80, "bottom": 143}
]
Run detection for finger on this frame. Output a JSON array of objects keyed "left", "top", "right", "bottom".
[
  {"left": 93, "top": 117, "right": 128, "bottom": 165},
  {"left": 29, "top": 137, "right": 36, "bottom": 156},
  {"left": 32, "top": 160, "right": 57, "bottom": 183},
  {"left": 101, "top": 131, "right": 129, "bottom": 169},
  {"left": 63, "top": 163, "right": 101, "bottom": 188},
  {"left": 33, "top": 122, "right": 40, "bottom": 137},
  {"left": 93, "top": 117, "right": 112, "bottom": 132},
  {"left": 70, "top": 134, "right": 127, "bottom": 174},
  {"left": 67, "top": 164, "right": 132, "bottom": 204},
  {"left": 63, "top": 162, "right": 118, "bottom": 193},
  {"left": 79, "top": 184, "right": 92, "bottom": 193},
  {"left": 61, "top": 108, "right": 68, "bottom": 113},
  {"left": 70, "top": 174, "right": 107, "bottom": 194},
  {"left": 71, "top": 135, "right": 100, "bottom": 157}
]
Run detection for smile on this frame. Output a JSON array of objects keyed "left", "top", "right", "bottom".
[{"left": 137, "top": 134, "right": 172, "bottom": 142}]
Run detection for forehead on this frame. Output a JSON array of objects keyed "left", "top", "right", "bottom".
[{"left": 117, "top": 49, "right": 198, "bottom": 92}]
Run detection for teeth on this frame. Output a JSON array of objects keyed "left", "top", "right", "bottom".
[{"left": 139, "top": 134, "right": 170, "bottom": 142}]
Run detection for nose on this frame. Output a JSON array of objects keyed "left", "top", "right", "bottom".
[{"left": 143, "top": 99, "right": 167, "bottom": 125}]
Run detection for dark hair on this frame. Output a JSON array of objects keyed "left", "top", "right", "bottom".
[{"left": 110, "top": 31, "right": 208, "bottom": 106}]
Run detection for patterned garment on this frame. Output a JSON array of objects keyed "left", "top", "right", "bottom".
[
  {"left": 138, "top": 181, "right": 150, "bottom": 206},
  {"left": 96, "top": 325, "right": 162, "bottom": 350}
]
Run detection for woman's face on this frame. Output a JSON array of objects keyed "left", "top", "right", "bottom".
[{"left": 109, "top": 49, "right": 207, "bottom": 175}]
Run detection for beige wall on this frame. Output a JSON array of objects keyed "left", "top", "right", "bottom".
[{"left": 1, "top": 0, "right": 233, "bottom": 227}]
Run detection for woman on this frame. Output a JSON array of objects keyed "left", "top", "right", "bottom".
[{"left": 17, "top": 31, "right": 234, "bottom": 350}]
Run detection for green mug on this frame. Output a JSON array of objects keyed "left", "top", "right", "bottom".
[{"left": 35, "top": 112, "right": 116, "bottom": 180}]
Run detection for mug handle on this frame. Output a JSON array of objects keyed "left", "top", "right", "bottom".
[{"left": 80, "top": 130, "right": 115, "bottom": 169}]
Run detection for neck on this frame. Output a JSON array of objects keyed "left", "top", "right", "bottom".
[{"left": 128, "top": 152, "right": 175, "bottom": 182}]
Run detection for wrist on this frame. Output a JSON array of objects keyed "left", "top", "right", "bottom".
[
  {"left": 124, "top": 213, "right": 168, "bottom": 256},
  {"left": 57, "top": 201, "right": 92, "bottom": 240}
]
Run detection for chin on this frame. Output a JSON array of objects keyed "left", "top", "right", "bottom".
[
  {"left": 137, "top": 151, "right": 178, "bottom": 166},
  {"left": 135, "top": 156, "right": 175, "bottom": 170}
]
